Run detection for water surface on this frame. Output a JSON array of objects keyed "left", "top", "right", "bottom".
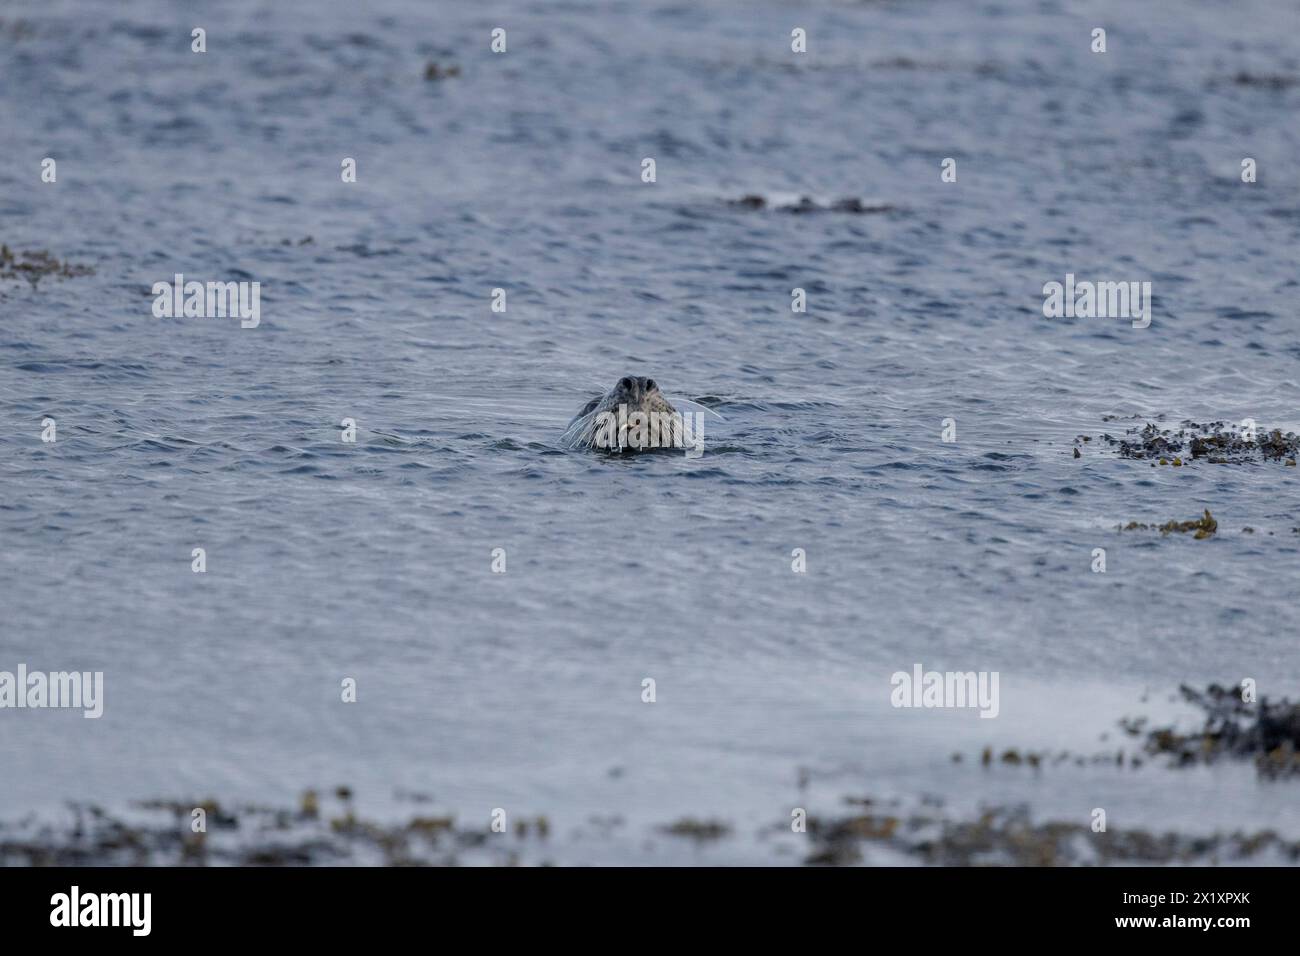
[{"left": 2, "top": 0, "right": 1299, "bottom": 862}]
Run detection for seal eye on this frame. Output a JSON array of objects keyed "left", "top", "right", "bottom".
[
  {"left": 619, "top": 377, "right": 634, "bottom": 391},
  {"left": 645, "top": 379, "right": 656, "bottom": 391}
]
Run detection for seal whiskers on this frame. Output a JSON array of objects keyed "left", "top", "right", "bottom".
[{"left": 564, "top": 376, "right": 686, "bottom": 453}]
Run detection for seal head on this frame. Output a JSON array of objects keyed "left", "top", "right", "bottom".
[{"left": 563, "top": 376, "right": 684, "bottom": 452}]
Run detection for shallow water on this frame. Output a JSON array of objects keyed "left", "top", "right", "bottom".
[{"left": 2, "top": 0, "right": 1300, "bottom": 863}]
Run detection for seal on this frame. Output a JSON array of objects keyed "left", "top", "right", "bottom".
[{"left": 562, "top": 376, "right": 684, "bottom": 452}]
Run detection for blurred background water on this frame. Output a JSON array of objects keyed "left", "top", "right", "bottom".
[{"left": 2, "top": 0, "right": 1300, "bottom": 862}]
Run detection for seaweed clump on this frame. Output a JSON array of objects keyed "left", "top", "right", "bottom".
[
  {"left": 801, "top": 800, "right": 1300, "bottom": 866},
  {"left": 1141, "top": 683, "right": 1300, "bottom": 777},
  {"left": 0, "top": 245, "right": 95, "bottom": 287},
  {"left": 1082, "top": 420, "right": 1300, "bottom": 466},
  {"left": 0, "top": 789, "right": 551, "bottom": 867},
  {"left": 659, "top": 818, "right": 731, "bottom": 842},
  {"left": 1121, "top": 509, "right": 1217, "bottom": 539},
  {"left": 424, "top": 62, "right": 461, "bottom": 81},
  {"left": 727, "top": 195, "right": 895, "bottom": 214}
]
